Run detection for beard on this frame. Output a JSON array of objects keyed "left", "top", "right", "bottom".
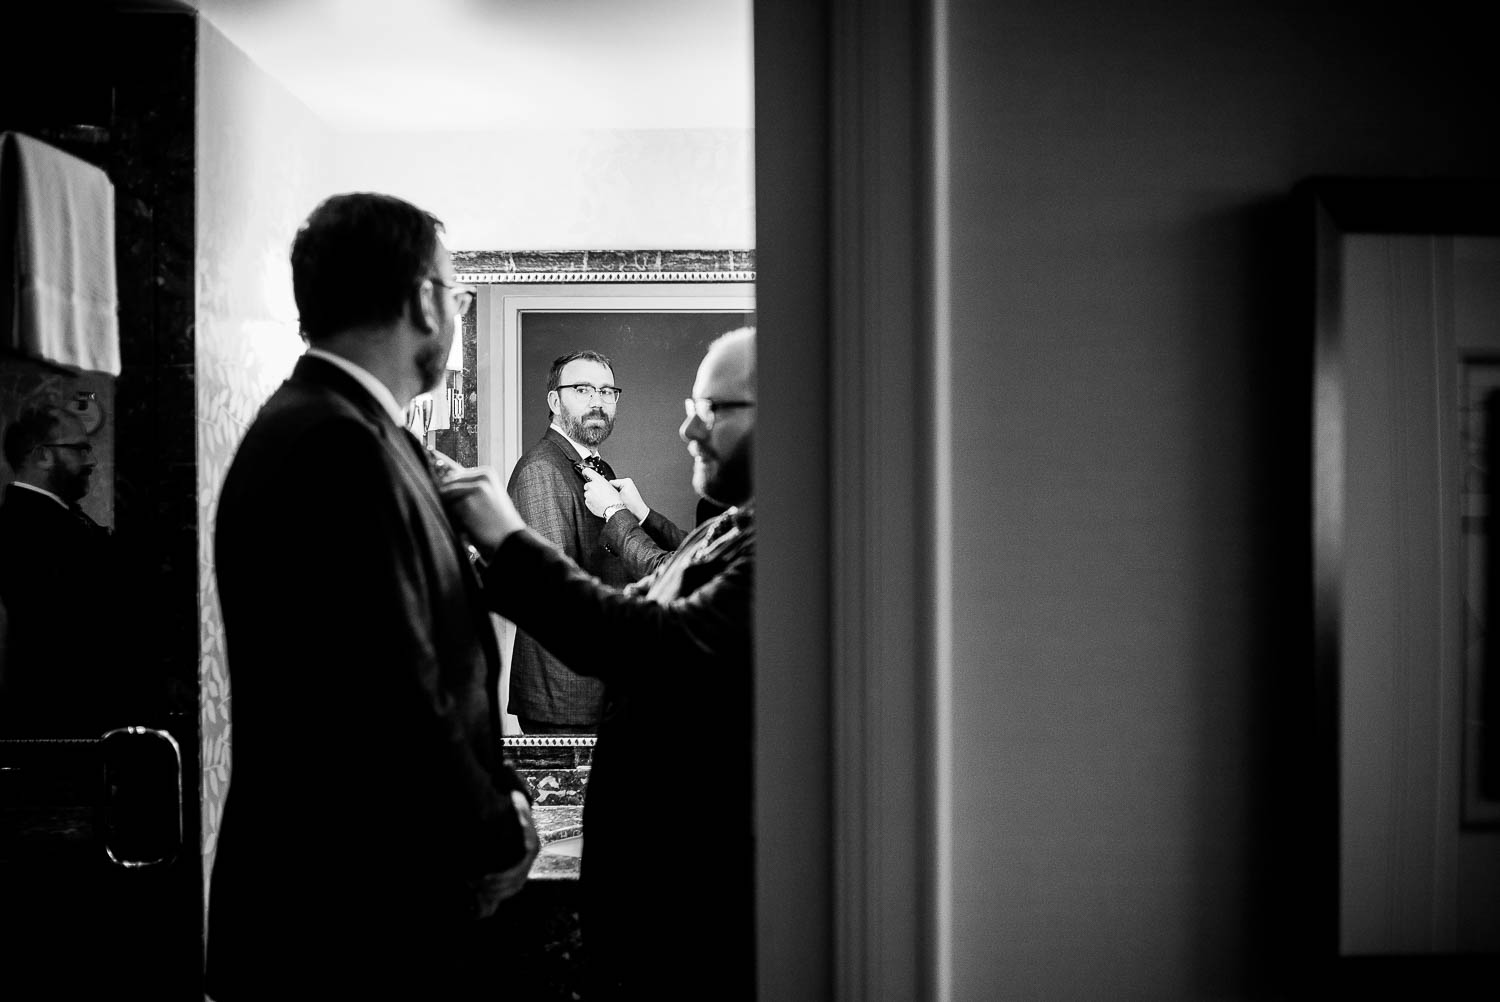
[
  {"left": 415, "top": 337, "right": 451, "bottom": 396},
  {"left": 560, "top": 406, "right": 614, "bottom": 447},
  {"left": 61, "top": 469, "right": 92, "bottom": 504},
  {"left": 693, "top": 439, "right": 750, "bottom": 507}
]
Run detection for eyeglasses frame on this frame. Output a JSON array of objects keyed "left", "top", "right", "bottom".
[
  {"left": 684, "top": 397, "right": 755, "bottom": 430},
  {"left": 556, "top": 382, "right": 624, "bottom": 404},
  {"left": 38, "top": 441, "right": 94, "bottom": 456},
  {"left": 425, "top": 276, "right": 477, "bottom": 315}
]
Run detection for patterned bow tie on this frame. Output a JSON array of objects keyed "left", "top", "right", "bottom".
[{"left": 579, "top": 455, "right": 615, "bottom": 480}]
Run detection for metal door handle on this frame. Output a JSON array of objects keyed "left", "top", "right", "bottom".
[{"left": 100, "top": 726, "right": 182, "bottom": 868}]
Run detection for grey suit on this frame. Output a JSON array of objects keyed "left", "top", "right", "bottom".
[{"left": 506, "top": 427, "right": 634, "bottom": 727}]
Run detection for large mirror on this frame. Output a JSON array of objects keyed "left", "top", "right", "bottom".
[
  {"left": 435, "top": 249, "right": 755, "bottom": 736},
  {"left": 1307, "top": 178, "right": 1500, "bottom": 975}
]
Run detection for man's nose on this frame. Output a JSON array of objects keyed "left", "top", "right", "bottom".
[{"left": 679, "top": 411, "right": 701, "bottom": 443}]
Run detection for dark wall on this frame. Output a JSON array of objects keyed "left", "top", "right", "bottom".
[
  {"left": 1, "top": 5, "right": 202, "bottom": 996},
  {"left": 519, "top": 311, "right": 754, "bottom": 528}
]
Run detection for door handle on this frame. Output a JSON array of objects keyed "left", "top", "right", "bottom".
[{"left": 100, "top": 726, "right": 182, "bottom": 868}]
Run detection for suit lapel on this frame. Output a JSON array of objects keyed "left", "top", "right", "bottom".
[{"left": 292, "top": 355, "right": 502, "bottom": 668}]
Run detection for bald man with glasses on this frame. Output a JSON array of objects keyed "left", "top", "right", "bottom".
[
  {"left": 442, "top": 327, "right": 757, "bottom": 1001},
  {"left": 0, "top": 404, "right": 118, "bottom": 736}
]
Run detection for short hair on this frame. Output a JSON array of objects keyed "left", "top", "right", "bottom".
[
  {"left": 3, "top": 405, "right": 66, "bottom": 469},
  {"left": 290, "top": 192, "right": 444, "bottom": 342},
  {"left": 545, "top": 350, "right": 615, "bottom": 420}
]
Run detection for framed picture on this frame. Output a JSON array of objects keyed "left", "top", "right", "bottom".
[{"left": 1303, "top": 179, "right": 1500, "bottom": 966}]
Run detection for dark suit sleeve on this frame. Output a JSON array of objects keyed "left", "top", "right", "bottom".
[
  {"left": 482, "top": 527, "right": 751, "bottom": 682},
  {"left": 599, "top": 508, "right": 688, "bottom": 580}
]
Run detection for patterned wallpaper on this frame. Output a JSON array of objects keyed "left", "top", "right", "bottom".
[{"left": 194, "top": 18, "right": 333, "bottom": 897}]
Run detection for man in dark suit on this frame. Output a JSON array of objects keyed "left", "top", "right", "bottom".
[
  {"left": 505, "top": 349, "right": 640, "bottom": 734},
  {"left": 443, "top": 327, "right": 757, "bottom": 1001},
  {"left": 0, "top": 404, "right": 119, "bottom": 736},
  {"left": 206, "top": 192, "right": 538, "bottom": 1000}
]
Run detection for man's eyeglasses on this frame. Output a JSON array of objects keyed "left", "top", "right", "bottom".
[
  {"left": 39, "top": 441, "right": 93, "bottom": 456},
  {"left": 683, "top": 397, "right": 755, "bottom": 430},
  {"left": 558, "top": 383, "right": 623, "bottom": 404},
  {"left": 426, "top": 277, "right": 476, "bottom": 314}
]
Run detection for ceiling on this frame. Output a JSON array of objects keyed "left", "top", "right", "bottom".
[{"left": 184, "top": 0, "right": 754, "bottom": 132}]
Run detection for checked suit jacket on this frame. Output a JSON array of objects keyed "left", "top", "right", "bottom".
[{"left": 505, "top": 427, "right": 637, "bottom": 726}]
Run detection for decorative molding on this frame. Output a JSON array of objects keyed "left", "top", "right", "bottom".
[
  {"left": 500, "top": 735, "right": 598, "bottom": 748},
  {"left": 453, "top": 249, "right": 755, "bottom": 284},
  {"left": 457, "top": 270, "right": 755, "bottom": 284}
]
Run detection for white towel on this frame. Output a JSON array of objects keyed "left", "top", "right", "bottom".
[{"left": 1, "top": 131, "right": 120, "bottom": 375}]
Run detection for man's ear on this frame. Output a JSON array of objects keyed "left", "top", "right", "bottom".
[
  {"left": 410, "top": 279, "right": 440, "bottom": 335},
  {"left": 547, "top": 390, "right": 561, "bottom": 417}
]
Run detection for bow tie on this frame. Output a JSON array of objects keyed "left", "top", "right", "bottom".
[{"left": 579, "top": 455, "right": 615, "bottom": 480}]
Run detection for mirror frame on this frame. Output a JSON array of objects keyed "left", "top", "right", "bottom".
[
  {"left": 1304, "top": 177, "right": 1500, "bottom": 985},
  {"left": 451, "top": 249, "right": 755, "bottom": 743}
]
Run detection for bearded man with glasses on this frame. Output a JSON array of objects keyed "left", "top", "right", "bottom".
[
  {"left": 0, "top": 403, "right": 120, "bottom": 737},
  {"left": 206, "top": 192, "right": 536, "bottom": 1000},
  {"left": 504, "top": 349, "right": 688, "bottom": 735}
]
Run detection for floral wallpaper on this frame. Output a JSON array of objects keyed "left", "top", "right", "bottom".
[{"left": 194, "top": 18, "right": 333, "bottom": 900}]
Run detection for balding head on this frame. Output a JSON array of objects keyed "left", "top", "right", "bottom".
[{"left": 680, "top": 326, "right": 756, "bottom": 506}]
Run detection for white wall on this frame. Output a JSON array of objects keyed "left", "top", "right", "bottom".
[
  {"left": 195, "top": 14, "right": 336, "bottom": 908},
  {"left": 328, "top": 128, "right": 754, "bottom": 251}
]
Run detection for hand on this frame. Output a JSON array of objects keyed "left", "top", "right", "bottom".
[
  {"left": 582, "top": 467, "right": 625, "bottom": 517},
  {"left": 607, "top": 478, "right": 650, "bottom": 521},
  {"left": 470, "top": 790, "right": 541, "bottom": 920},
  {"left": 438, "top": 466, "right": 527, "bottom": 552},
  {"left": 427, "top": 447, "right": 460, "bottom": 481}
]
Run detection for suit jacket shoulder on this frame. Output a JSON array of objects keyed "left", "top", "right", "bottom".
[{"left": 507, "top": 429, "right": 588, "bottom": 552}]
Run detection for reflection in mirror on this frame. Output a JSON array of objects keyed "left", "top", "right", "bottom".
[
  {"left": 440, "top": 250, "right": 754, "bottom": 736},
  {"left": 1307, "top": 179, "right": 1500, "bottom": 967}
]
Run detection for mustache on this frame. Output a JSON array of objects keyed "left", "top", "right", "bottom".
[{"left": 585, "top": 408, "right": 608, "bottom": 421}]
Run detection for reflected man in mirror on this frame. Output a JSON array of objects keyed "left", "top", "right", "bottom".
[
  {"left": 0, "top": 404, "right": 119, "bottom": 737},
  {"left": 442, "top": 327, "right": 756, "bottom": 1002},
  {"left": 207, "top": 192, "right": 538, "bottom": 1000},
  {"left": 507, "top": 349, "right": 684, "bottom": 734}
]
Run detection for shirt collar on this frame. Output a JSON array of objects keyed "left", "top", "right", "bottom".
[
  {"left": 8, "top": 480, "right": 68, "bottom": 509},
  {"left": 549, "top": 421, "right": 598, "bottom": 459},
  {"left": 305, "top": 348, "right": 408, "bottom": 429}
]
